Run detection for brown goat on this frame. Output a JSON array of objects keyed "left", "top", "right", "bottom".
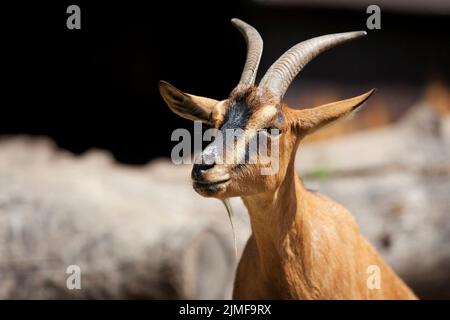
[{"left": 159, "top": 18, "right": 417, "bottom": 299}]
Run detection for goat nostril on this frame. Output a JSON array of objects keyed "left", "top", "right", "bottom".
[
  {"left": 192, "top": 161, "right": 216, "bottom": 181},
  {"left": 197, "top": 162, "right": 216, "bottom": 171}
]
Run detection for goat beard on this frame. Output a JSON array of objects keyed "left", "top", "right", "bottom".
[{"left": 222, "top": 198, "right": 237, "bottom": 260}]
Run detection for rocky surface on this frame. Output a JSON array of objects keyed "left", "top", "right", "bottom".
[{"left": 0, "top": 104, "right": 448, "bottom": 299}]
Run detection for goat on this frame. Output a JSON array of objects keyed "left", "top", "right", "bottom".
[{"left": 159, "top": 18, "right": 417, "bottom": 299}]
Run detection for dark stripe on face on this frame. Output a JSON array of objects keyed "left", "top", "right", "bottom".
[
  {"left": 220, "top": 100, "right": 251, "bottom": 131},
  {"left": 216, "top": 101, "right": 251, "bottom": 165}
]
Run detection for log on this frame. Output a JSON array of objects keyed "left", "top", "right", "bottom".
[{"left": 0, "top": 137, "right": 249, "bottom": 299}]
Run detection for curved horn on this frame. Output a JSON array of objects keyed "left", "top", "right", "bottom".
[
  {"left": 231, "top": 18, "right": 263, "bottom": 86},
  {"left": 259, "top": 31, "right": 367, "bottom": 100}
]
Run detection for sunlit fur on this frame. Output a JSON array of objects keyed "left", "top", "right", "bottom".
[{"left": 159, "top": 81, "right": 417, "bottom": 299}]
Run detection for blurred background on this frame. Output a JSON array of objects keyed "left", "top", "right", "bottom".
[{"left": 1, "top": 0, "right": 449, "bottom": 299}]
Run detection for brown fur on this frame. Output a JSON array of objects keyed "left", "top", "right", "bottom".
[{"left": 234, "top": 139, "right": 416, "bottom": 299}]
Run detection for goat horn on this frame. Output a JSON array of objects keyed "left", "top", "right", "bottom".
[
  {"left": 231, "top": 18, "right": 263, "bottom": 86},
  {"left": 259, "top": 31, "right": 367, "bottom": 100}
]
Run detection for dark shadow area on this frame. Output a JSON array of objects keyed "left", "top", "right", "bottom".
[{"left": 3, "top": 0, "right": 449, "bottom": 163}]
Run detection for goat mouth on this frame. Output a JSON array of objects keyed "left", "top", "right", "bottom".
[
  {"left": 192, "top": 178, "right": 231, "bottom": 194},
  {"left": 193, "top": 178, "right": 231, "bottom": 187}
]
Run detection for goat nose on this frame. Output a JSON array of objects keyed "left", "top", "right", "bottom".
[
  {"left": 192, "top": 159, "right": 216, "bottom": 181},
  {"left": 194, "top": 151, "right": 216, "bottom": 172}
]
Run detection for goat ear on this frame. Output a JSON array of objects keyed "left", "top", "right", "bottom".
[
  {"left": 293, "top": 89, "right": 376, "bottom": 134},
  {"left": 159, "top": 80, "right": 218, "bottom": 123}
]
